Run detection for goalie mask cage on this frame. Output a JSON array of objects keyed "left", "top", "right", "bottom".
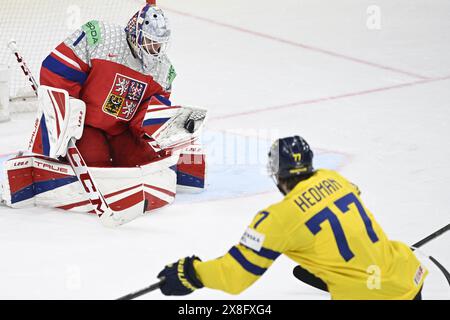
[{"left": 0, "top": 0, "right": 145, "bottom": 116}]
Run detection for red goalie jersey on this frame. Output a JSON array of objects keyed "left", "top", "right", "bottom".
[{"left": 39, "top": 19, "right": 177, "bottom": 167}]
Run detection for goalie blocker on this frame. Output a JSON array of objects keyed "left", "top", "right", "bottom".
[{"left": 1, "top": 85, "right": 206, "bottom": 220}]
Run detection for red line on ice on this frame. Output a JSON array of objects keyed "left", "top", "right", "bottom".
[
  {"left": 209, "top": 75, "right": 450, "bottom": 121},
  {"left": 163, "top": 7, "right": 430, "bottom": 80}
]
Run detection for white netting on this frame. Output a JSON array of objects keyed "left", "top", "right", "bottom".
[{"left": 0, "top": 0, "right": 145, "bottom": 113}]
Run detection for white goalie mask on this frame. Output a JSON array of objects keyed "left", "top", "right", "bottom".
[{"left": 125, "top": 5, "right": 171, "bottom": 71}]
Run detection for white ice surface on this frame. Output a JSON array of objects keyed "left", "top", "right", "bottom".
[{"left": 0, "top": 0, "right": 449, "bottom": 300}]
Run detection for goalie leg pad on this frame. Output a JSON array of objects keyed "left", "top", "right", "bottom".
[
  {"left": 176, "top": 144, "right": 206, "bottom": 193},
  {"left": 2, "top": 155, "right": 80, "bottom": 208},
  {"left": 2, "top": 154, "right": 179, "bottom": 217}
]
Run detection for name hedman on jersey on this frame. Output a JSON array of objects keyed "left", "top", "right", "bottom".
[{"left": 293, "top": 178, "right": 343, "bottom": 212}]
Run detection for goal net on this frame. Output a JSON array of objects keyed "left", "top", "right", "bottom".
[{"left": 0, "top": 0, "right": 145, "bottom": 116}]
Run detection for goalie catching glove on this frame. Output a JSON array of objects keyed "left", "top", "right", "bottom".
[
  {"left": 149, "top": 106, "right": 207, "bottom": 152},
  {"left": 157, "top": 256, "right": 204, "bottom": 296},
  {"left": 141, "top": 95, "right": 207, "bottom": 153},
  {"left": 184, "top": 109, "right": 207, "bottom": 133}
]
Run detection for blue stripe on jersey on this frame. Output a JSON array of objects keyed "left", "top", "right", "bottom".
[
  {"left": 42, "top": 55, "right": 87, "bottom": 85},
  {"left": 40, "top": 115, "right": 50, "bottom": 156},
  {"left": 154, "top": 94, "right": 172, "bottom": 106},
  {"left": 251, "top": 247, "right": 281, "bottom": 260},
  {"left": 73, "top": 31, "right": 86, "bottom": 46},
  {"left": 228, "top": 246, "right": 267, "bottom": 276},
  {"left": 142, "top": 95, "right": 172, "bottom": 106},
  {"left": 142, "top": 117, "right": 170, "bottom": 127}
]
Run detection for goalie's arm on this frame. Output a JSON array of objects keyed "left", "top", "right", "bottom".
[{"left": 129, "top": 94, "right": 174, "bottom": 140}]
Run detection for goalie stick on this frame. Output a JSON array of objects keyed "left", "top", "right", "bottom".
[
  {"left": 8, "top": 40, "right": 137, "bottom": 227},
  {"left": 7, "top": 40, "right": 38, "bottom": 96}
]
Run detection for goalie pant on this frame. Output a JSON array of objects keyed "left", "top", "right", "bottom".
[{"left": 1, "top": 146, "right": 206, "bottom": 215}]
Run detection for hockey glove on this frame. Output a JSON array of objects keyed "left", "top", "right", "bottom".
[{"left": 157, "top": 255, "right": 204, "bottom": 296}]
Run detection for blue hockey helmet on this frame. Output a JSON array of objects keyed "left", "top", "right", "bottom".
[{"left": 267, "top": 135, "right": 314, "bottom": 181}]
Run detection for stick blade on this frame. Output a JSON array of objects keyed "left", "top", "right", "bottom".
[{"left": 100, "top": 201, "right": 146, "bottom": 228}]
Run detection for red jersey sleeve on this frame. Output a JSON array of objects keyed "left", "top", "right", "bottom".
[
  {"left": 40, "top": 28, "right": 90, "bottom": 98},
  {"left": 129, "top": 90, "right": 174, "bottom": 140}
]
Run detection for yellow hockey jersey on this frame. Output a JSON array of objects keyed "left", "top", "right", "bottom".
[{"left": 194, "top": 169, "right": 427, "bottom": 299}]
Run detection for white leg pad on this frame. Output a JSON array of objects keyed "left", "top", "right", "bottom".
[{"left": 1, "top": 154, "right": 179, "bottom": 217}]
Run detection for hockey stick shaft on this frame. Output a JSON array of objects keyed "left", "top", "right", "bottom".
[
  {"left": 8, "top": 40, "right": 124, "bottom": 227},
  {"left": 429, "top": 255, "right": 450, "bottom": 287},
  {"left": 411, "top": 224, "right": 449, "bottom": 249},
  {"left": 410, "top": 224, "right": 450, "bottom": 288},
  {"left": 411, "top": 246, "right": 450, "bottom": 288},
  {"left": 128, "top": 225, "right": 450, "bottom": 300},
  {"left": 65, "top": 140, "right": 124, "bottom": 227},
  {"left": 117, "top": 278, "right": 165, "bottom": 300}
]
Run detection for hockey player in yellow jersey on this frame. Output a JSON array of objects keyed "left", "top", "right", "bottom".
[{"left": 157, "top": 135, "right": 428, "bottom": 299}]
